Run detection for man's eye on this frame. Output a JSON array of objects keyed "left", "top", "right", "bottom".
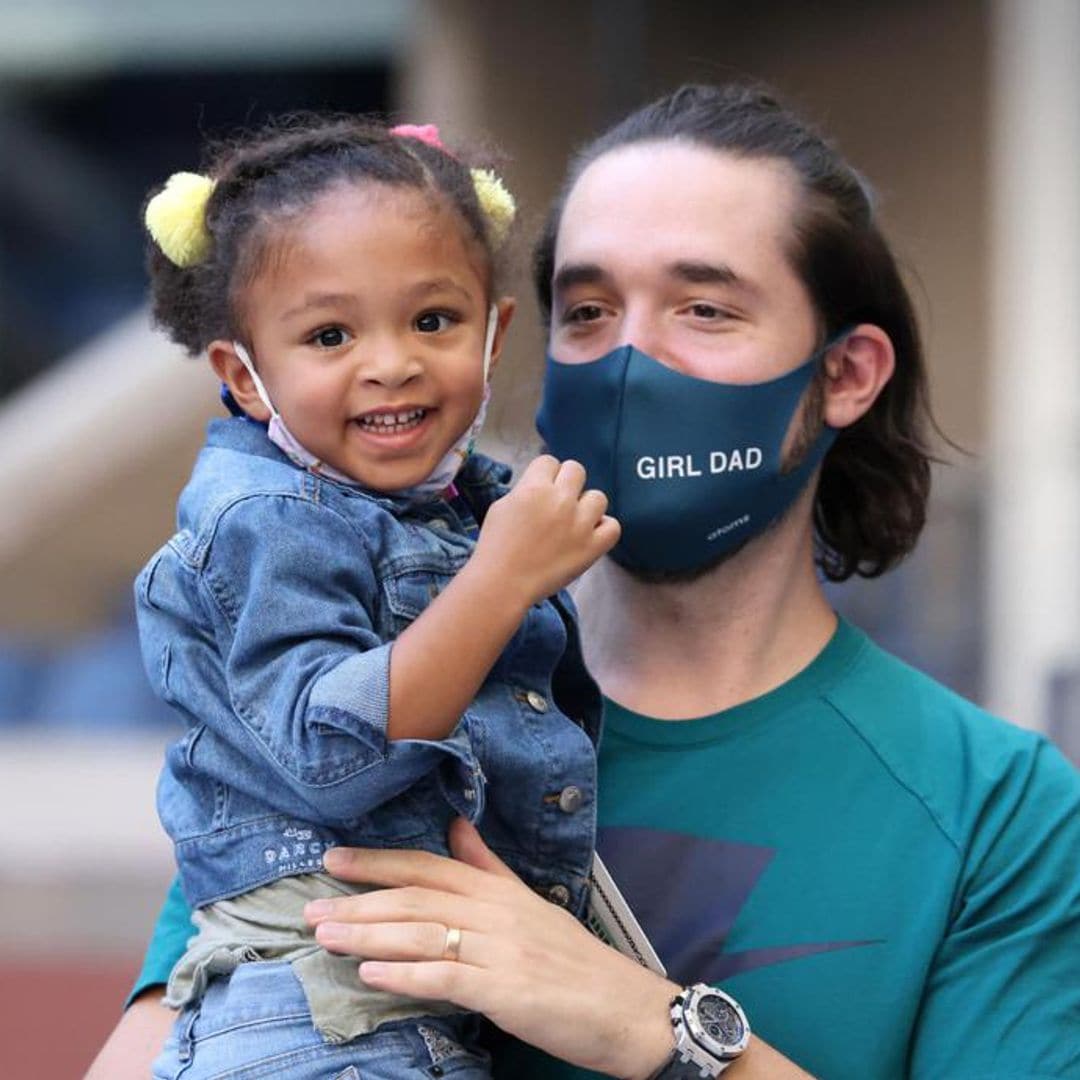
[
  {"left": 312, "top": 327, "right": 348, "bottom": 348},
  {"left": 689, "top": 303, "right": 723, "bottom": 318},
  {"left": 415, "top": 312, "right": 455, "bottom": 333},
  {"left": 565, "top": 304, "right": 605, "bottom": 324}
]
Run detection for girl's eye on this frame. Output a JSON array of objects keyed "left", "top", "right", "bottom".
[
  {"left": 312, "top": 327, "right": 349, "bottom": 349},
  {"left": 415, "top": 312, "right": 456, "bottom": 333}
]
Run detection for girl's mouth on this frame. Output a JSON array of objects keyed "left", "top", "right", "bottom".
[{"left": 355, "top": 407, "right": 430, "bottom": 435}]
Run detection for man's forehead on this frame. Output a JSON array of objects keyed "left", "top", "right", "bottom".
[
  {"left": 556, "top": 142, "right": 799, "bottom": 271},
  {"left": 557, "top": 143, "right": 803, "bottom": 308}
]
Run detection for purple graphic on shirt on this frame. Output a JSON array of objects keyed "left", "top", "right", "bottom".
[{"left": 597, "top": 826, "right": 881, "bottom": 984}]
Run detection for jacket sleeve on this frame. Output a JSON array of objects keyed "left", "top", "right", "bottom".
[{"left": 199, "top": 493, "right": 480, "bottom": 824}]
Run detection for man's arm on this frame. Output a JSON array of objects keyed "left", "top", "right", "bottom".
[
  {"left": 82, "top": 875, "right": 191, "bottom": 1079},
  {"left": 83, "top": 989, "right": 175, "bottom": 1080}
]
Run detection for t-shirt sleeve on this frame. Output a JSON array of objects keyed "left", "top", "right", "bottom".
[
  {"left": 907, "top": 737, "right": 1080, "bottom": 1079},
  {"left": 126, "top": 876, "right": 194, "bottom": 1006}
]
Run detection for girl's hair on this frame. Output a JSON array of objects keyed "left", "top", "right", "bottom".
[
  {"left": 533, "top": 83, "right": 939, "bottom": 583},
  {"left": 146, "top": 114, "right": 505, "bottom": 356}
]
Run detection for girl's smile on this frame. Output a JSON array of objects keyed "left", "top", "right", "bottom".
[{"left": 350, "top": 404, "right": 438, "bottom": 450}]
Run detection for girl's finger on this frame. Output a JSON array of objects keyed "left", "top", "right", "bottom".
[
  {"left": 554, "top": 458, "right": 587, "bottom": 495},
  {"left": 578, "top": 488, "right": 609, "bottom": 522},
  {"left": 517, "top": 454, "right": 561, "bottom": 486}
]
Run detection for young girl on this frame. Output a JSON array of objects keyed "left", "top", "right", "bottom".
[{"left": 137, "top": 116, "right": 618, "bottom": 1079}]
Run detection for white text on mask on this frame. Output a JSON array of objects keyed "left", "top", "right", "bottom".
[{"left": 635, "top": 448, "right": 763, "bottom": 481}]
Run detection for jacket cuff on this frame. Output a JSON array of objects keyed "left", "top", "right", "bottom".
[{"left": 307, "top": 645, "right": 392, "bottom": 752}]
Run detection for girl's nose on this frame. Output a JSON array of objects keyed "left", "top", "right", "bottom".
[{"left": 360, "top": 343, "right": 423, "bottom": 388}]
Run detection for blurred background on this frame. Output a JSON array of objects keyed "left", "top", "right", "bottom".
[{"left": 0, "top": 0, "right": 1077, "bottom": 1074}]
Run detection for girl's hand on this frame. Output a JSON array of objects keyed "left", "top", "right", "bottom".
[
  {"left": 474, "top": 455, "right": 620, "bottom": 606},
  {"left": 305, "top": 818, "right": 677, "bottom": 1080}
]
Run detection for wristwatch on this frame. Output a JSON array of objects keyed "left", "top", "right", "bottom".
[{"left": 649, "top": 983, "right": 751, "bottom": 1078}]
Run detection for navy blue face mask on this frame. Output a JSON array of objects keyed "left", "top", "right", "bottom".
[{"left": 535, "top": 339, "right": 843, "bottom": 575}]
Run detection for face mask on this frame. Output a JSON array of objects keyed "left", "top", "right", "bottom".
[
  {"left": 231, "top": 305, "right": 499, "bottom": 500},
  {"left": 535, "top": 338, "right": 843, "bottom": 575}
]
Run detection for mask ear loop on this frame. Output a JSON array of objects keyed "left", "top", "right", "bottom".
[
  {"left": 482, "top": 303, "right": 498, "bottom": 382},
  {"left": 230, "top": 342, "right": 279, "bottom": 420}
]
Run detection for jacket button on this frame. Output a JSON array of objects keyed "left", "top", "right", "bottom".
[
  {"left": 557, "top": 785, "right": 583, "bottom": 813},
  {"left": 525, "top": 690, "right": 549, "bottom": 713},
  {"left": 547, "top": 883, "right": 571, "bottom": 907}
]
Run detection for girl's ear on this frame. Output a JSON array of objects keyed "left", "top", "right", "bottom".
[
  {"left": 822, "top": 324, "right": 895, "bottom": 429},
  {"left": 208, "top": 340, "right": 271, "bottom": 422},
  {"left": 485, "top": 297, "right": 517, "bottom": 378}
]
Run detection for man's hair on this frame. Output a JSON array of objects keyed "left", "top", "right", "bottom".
[{"left": 533, "top": 83, "right": 937, "bottom": 582}]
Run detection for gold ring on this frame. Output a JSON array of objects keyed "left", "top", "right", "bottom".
[{"left": 442, "top": 926, "right": 462, "bottom": 962}]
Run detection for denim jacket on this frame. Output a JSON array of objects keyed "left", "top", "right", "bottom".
[{"left": 137, "top": 418, "right": 602, "bottom": 914}]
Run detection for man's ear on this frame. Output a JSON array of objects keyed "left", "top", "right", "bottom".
[
  {"left": 485, "top": 297, "right": 517, "bottom": 378},
  {"left": 822, "top": 324, "right": 896, "bottom": 429},
  {"left": 208, "top": 340, "right": 271, "bottom": 422}
]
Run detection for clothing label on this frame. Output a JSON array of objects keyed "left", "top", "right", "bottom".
[{"left": 586, "top": 852, "right": 666, "bottom": 975}]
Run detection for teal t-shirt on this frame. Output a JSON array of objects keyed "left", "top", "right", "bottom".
[{"left": 135, "top": 620, "right": 1080, "bottom": 1078}]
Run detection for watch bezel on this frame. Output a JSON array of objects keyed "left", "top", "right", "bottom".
[{"left": 682, "top": 984, "right": 751, "bottom": 1061}]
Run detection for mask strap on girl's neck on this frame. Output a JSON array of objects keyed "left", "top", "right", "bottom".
[{"left": 231, "top": 342, "right": 278, "bottom": 419}]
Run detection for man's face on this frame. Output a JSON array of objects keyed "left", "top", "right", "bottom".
[
  {"left": 547, "top": 141, "right": 827, "bottom": 583},
  {"left": 549, "top": 141, "right": 819, "bottom": 388}
]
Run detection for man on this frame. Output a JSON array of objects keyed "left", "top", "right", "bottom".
[{"left": 90, "top": 85, "right": 1080, "bottom": 1080}]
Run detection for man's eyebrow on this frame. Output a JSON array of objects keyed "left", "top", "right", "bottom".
[
  {"left": 552, "top": 262, "right": 611, "bottom": 295},
  {"left": 280, "top": 292, "right": 355, "bottom": 321},
  {"left": 553, "top": 260, "right": 760, "bottom": 297},
  {"left": 669, "top": 260, "right": 755, "bottom": 292}
]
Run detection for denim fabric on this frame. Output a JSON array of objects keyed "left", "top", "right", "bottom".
[
  {"left": 151, "top": 960, "right": 493, "bottom": 1079},
  {"left": 137, "top": 418, "right": 602, "bottom": 912}
]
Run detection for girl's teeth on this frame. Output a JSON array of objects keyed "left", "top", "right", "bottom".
[{"left": 358, "top": 408, "right": 426, "bottom": 431}]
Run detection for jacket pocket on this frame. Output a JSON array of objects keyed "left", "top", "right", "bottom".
[{"left": 381, "top": 565, "right": 457, "bottom": 633}]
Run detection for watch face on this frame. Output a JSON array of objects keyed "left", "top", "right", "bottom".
[{"left": 697, "top": 994, "right": 746, "bottom": 1047}]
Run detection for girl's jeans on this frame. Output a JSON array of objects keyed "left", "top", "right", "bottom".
[{"left": 151, "top": 960, "right": 492, "bottom": 1079}]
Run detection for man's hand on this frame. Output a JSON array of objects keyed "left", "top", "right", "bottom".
[{"left": 305, "top": 817, "right": 677, "bottom": 1080}]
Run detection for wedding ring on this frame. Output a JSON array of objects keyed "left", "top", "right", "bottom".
[{"left": 442, "top": 926, "right": 463, "bottom": 962}]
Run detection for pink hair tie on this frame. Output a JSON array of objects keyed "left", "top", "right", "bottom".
[{"left": 390, "top": 123, "right": 445, "bottom": 150}]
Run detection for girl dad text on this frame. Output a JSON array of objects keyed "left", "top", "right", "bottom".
[{"left": 635, "top": 448, "right": 763, "bottom": 480}]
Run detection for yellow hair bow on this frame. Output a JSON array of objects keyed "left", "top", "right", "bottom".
[{"left": 144, "top": 172, "right": 216, "bottom": 268}]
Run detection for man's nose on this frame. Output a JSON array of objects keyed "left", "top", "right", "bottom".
[{"left": 617, "top": 314, "right": 686, "bottom": 374}]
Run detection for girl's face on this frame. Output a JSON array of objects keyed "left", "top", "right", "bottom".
[{"left": 215, "top": 182, "right": 512, "bottom": 492}]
